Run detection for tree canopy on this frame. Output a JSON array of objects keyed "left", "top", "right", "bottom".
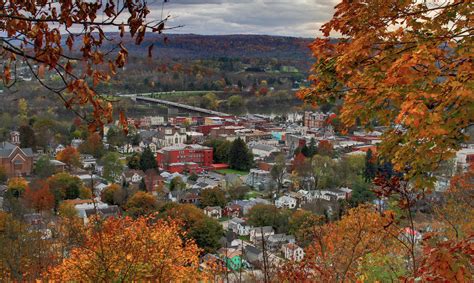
[{"left": 298, "top": 0, "right": 473, "bottom": 187}]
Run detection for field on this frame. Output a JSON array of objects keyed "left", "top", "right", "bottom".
[{"left": 215, "top": 169, "right": 249, "bottom": 176}]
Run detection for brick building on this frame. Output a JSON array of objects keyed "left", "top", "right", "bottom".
[
  {"left": 0, "top": 142, "right": 34, "bottom": 177},
  {"left": 156, "top": 144, "right": 213, "bottom": 173},
  {"left": 304, "top": 111, "right": 327, "bottom": 129}
]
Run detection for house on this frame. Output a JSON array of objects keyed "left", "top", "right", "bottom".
[
  {"left": 123, "top": 170, "right": 145, "bottom": 184},
  {"left": 80, "top": 154, "right": 97, "bottom": 169},
  {"left": 72, "top": 200, "right": 119, "bottom": 225},
  {"left": 232, "top": 198, "right": 270, "bottom": 215},
  {"left": 267, "top": 234, "right": 295, "bottom": 251},
  {"left": 249, "top": 226, "right": 274, "bottom": 243},
  {"left": 282, "top": 243, "right": 304, "bottom": 262},
  {"left": 228, "top": 217, "right": 252, "bottom": 236},
  {"left": 71, "top": 138, "right": 84, "bottom": 148},
  {"left": 0, "top": 141, "right": 34, "bottom": 177},
  {"left": 243, "top": 245, "right": 264, "bottom": 265},
  {"left": 275, "top": 195, "right": 297, "bottom": 209},
  {"left": 49, "top": 159, "right": 66, "bottom": 173},
  {"left": 245, "top": 169, "right": 273, "bottom": 190},
  {"left": 204, "top": 206, "right": 222, "bottom": 219},
  {"left": 223, "top": 204, "right": 242, "bottom": 218},
  {"left": 217, "top": 248, "right": 242, "bottom": 271},
  {"left": 248, "top": 142, "right": 279, "bottom": 159},
  {"left": 55, "top": 144, "right": 65, "bottom": 155}
]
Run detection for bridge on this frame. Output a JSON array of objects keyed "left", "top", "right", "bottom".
[{"left": 134, "top": 95, "right": 230, "bottom": 116}]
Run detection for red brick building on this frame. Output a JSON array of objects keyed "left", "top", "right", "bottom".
[
  {"left": 156, "top": 144, "right": 213, "bottom": 173},
  {"left": 0, "top": 142, "right": 34, "bottom": 177}
]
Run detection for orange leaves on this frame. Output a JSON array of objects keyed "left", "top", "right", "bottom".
[
  {"left": 279, "top": 205, "right": 399, "bottom": 282},
  {"left": 56, "top": 146, "right": 81, "bottom": 169},
  {"left": 47, "top": 216, "right": 205, "bottom": 281},
  {"left": 1, "top": 0, "right": 170, "bottom": 135},
  {"left": 302, "top": 0, "right": 474, "bottom": 185}
]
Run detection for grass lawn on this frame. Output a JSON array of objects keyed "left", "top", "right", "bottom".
[
  {"left": 215, "top": 169, "right": 249, "bottom": 176},
  {"left": 245, "top": 191, "right": 263, "bottom": 199}
]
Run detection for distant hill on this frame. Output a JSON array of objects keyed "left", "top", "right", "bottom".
[{"left": 104, "top": 33, "right": 314, "bottom": 60}]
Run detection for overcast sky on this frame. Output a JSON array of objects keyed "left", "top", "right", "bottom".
[{"left": 150, "top": 0, "right": 339, "bottom": 38}]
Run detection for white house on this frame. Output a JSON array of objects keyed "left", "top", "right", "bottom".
[
  {"left": 204, "top": 206, "right": 222, "bottom": 219},
  {"left": 228, "top": 217, "right": 252, "bottom": 236},
  {"left": 275, "top": 195, "right": 297, "bottom": 209},
  {"left": 123, "top": 170, "right": 145, "bottom": 184},
  {"left": 55, "top": 144, "right": 65, "bottom": 155},
  {"left": 282, "top": 243, "right": 304, "bottom": 262}
]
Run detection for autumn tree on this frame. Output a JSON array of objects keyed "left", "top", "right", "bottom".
[
  {"left": 47, "top": 216, "right": 204, "bottom": 281},
  {"left": 161, "top": 204, "right": 223, "bottom": 253},
  {"left": 200, "top": 187, "right": 227, "bottom": 208},
  {"left": 0, "top": 0, "right": 171, "bottom": 132},
  {"left": 56, "top": 146, "right": 81, "bottom": 170},
  {"left": 6, "top": 177, "right": 28, "bottom": 198},
  {"left": 279, "top": 205, "right": 400, "bottom": 282},
  {"left": 125, "top": 191, "right": 158, "bottom": 218},
  {"left": 23, "top": 181, "right": 55, "bottom": 213},
  {"left": 299, "top": 0, "right": 473, "bottom": 187},
  {"left": 78, "top": 132, "right": 104, "bottom": 158},
  {"left": 101, "top": 184, "right": 126, "bottom": 206}
]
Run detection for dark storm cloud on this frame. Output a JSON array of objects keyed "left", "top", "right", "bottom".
[{"left": 147, "top": 0, "right": 338, "bottom": 37}]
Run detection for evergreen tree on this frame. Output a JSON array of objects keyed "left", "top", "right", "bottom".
[
  {"left": 308, "top": 138, "right": 317, "bottom": 157},
  {"left": 139, "top": 147, "right": 157, "bottom": 172},
  {"left": 19, "top": 125, "right": 36, "bottom": 149},
  {"left": 138, "top": 178, "right": 147, "bottom": 191},
  {"left": 301, "top": 144, "right": 311, "bottom": 158},
  {"left": 364, "top": 149, "right": 376, "bottom": 182},
  {"left": 34, "top": 155, "right": 55, "bottom": 178},
  {"left": 228, "top": 138, "right": 253, "bottom": 171}
]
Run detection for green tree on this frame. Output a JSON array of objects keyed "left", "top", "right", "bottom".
[
  {"left": 161, "top": 204, "right": 223, "bottom": 253},
  {"left": 228, "top": 138, "right": 253, "bottom": 171},
  {"left": 169, "top": 176, "right": 186, "bottom": 191},
  {"left": 48, "top": 173, "right": 84, "bottom": 210},
  {"left": 188, "top": 173, "right": 198, "bottom": 182},
  {"left": 311, "top": 155, "right": 338, "bottom": 190},
  {"left": 247, "top": 204, "right": 291, "bottom": 233},
  {"left": 349, "top": 176, "right": 375, "bottom": 207},
  {"left": 364, "top": 149, "right": 377, "bottom": 182},
  {"left": 127, "top": 153, "right": 141, "bottom": 170},
  {"left": 139, "top": 147, "right": 157, "bottom": 172},
  {"left": 0, "top": 166, "right": 8, "bottom": 184},
  {"left": 215, "top": 140, "right": 232, "bottom": 163},
  {"left": 227, "top": 95, "right": 244, "bottom": 108},
  {"left": 202, "top": 92, "right": 219, "bottom": 110},
  {"left": 100, "top": 152, "right": 123, "bottom": 182},
  {"left": 200, "top": 188, "right": 226, "bottom": 208},
  {"left": 228, "top": 185, "right": 250, "bottom": 201},
  {"left": 34, "top": 155, "right": 55, "bottom": 179},
  {"left": 270, "top": 153, "right": 286, "bottom": 196},
  {"left": 19, "top": 125, "right": 35, "bottom": 149}
]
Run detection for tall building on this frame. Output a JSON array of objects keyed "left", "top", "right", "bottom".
[
  {"left": 156, "top": 144, "right": 213, "bottom": 173},
  {"left": 303, "top": 111, "right": 327, "bottom": 129}
]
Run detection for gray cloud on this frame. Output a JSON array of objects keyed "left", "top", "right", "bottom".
[{"left": 146, "top": 0, "right": 338, "bottom": 37}]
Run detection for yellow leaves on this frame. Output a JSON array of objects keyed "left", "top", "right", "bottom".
[{"left": 47, "top": 216, "right": 204, "bottom": 281}]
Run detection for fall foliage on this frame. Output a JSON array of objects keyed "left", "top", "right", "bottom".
[
  {"left": 47, "top": 216, "right": 205, "bottom": 281},
  {"left": 299, "top": 0, "right": 473, "bottom": 187},
  {"left": 56, "top": 146, "right": 81, "bottom": 169},
  {"left": 0, "top": 0, "right": 170, "bottom": 131}
]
